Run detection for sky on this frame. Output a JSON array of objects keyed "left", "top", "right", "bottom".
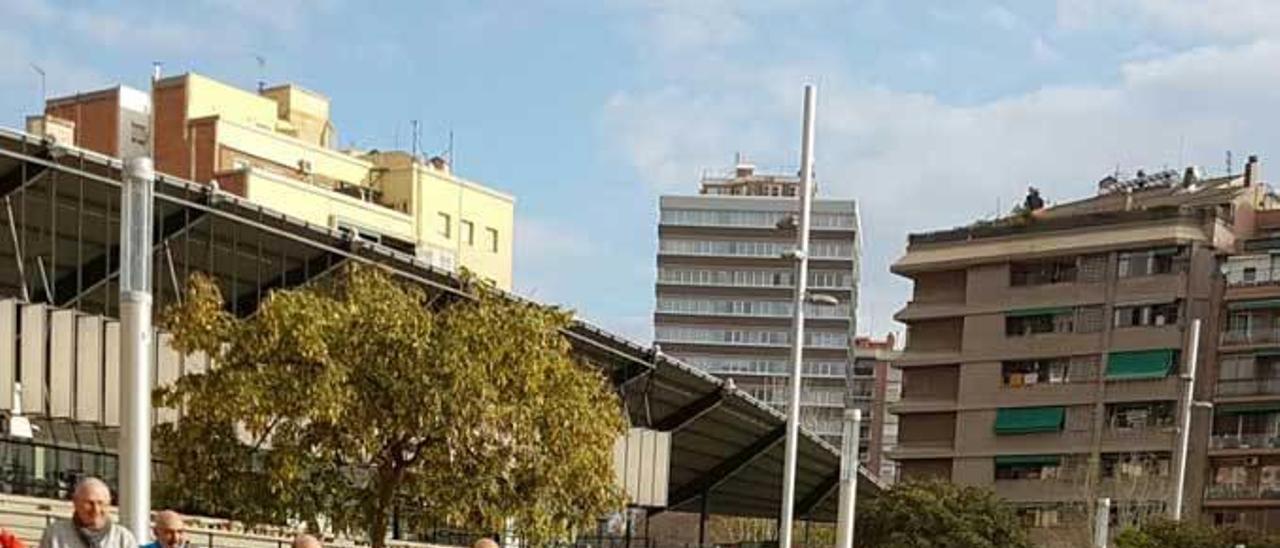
[{"left": 3, "top": 0, "right": 1280, "bottom": 343}]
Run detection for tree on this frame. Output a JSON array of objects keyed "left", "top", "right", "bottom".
[
  {"left": 854, "top": 479, "right": 1033, "bottom": 548},
  {"left": 1114, "top": 517, "right": 1280, "bottom": 548},
  {"left": 153, "top": 265, "right": 626, "bottom": 547}
]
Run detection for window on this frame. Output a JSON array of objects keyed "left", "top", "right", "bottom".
[
  {"left": 1118, "top": 247, "right": 1181, "bottom": 278},
  {"left": 995, "top": 456, "right": 1063, "bottom": 480},
  {"left": 1107, "top": 401, "right": 1175, "bottom": 430},
  {"left": 486, "top": 227, "right": 499, "bottom": 253},
  {"left": 1113, "top": 302, "right": 1180, "bottom": 328},
  {"left": 1010, "top": 258, "right": 1078, "bottom": 286},
  {"left": 1002, "top": 358, "right": 1071, "bottom": 387},
  {"left": 437, "top": 212, "right": 452, "bottom": 238},
  {"left": 1245, "top": 267, "right": 1259, "bottom": 283},
  {"left": 1006, "top": 310, "right": 1073, "bottom": 337},
  {"left": 461, "top": 220, "right": 475, "bottom": 246},
  {"left": 1101, "top": 452, "right": 1170, "bottom": 479}
]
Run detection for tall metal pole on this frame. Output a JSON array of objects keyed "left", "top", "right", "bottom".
[
  {"left": 1171, "top": 318, "right": 1202, "bottom": 520},
  {"left": 1094, "top": 497, "right": 1111, "bottom": 548},
  {"left": 119, "top": 156, "right": 155, "bottom": 540},
  {"left": 835, "top": 409, "right": 862, "bottom": 548},
  {"left": 778, "top": 84, "right": 816, "bottom": 548}
]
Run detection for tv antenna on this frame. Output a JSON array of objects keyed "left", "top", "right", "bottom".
[
  {"left": 254, "top": 55, "right": 266, "bottom": 92},
  {"left": 29, "top": 63, "right": 45, "bottom": 108}
]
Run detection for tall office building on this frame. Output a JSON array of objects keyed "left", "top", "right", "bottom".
[
  {"left": 890, "top": 160, "right": 1273, "bottom": 545},
  {"left": 654, "top": 160, "right": 886, "bottom": 458}
]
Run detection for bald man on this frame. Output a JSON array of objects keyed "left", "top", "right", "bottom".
[
  {"left": 142, "top": 511, "right": 186, "bottom": 548},
  {"left": 291, "top": 534, "right": 322, "bottom": 548},
  {"left": 39, "top": 477, "right": 137, "bottom": 548},
  {"left": 472, "top": 538, "right": 499, "bottom": 548}
]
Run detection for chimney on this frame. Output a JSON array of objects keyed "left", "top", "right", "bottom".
[{"left": 1245, "top": 155, "right": 1260, "bottom": 187}]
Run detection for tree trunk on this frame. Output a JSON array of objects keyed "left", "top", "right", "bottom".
[{"left": 368, "top": 469, "right": 399, "bottom": 548}]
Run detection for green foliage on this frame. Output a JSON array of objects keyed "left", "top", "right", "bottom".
[
  {"left": 854, "top": 479, "right": 1033, "bottom": 548},
  {"left": 1114, "top": 517, "right": 1280, "bottom": 548},
  {"left": 154, "top": 265, "right": 626, "bottom": 547}
]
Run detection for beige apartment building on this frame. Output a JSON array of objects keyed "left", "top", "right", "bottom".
[
  {"left": 29, "top": 72, "right": 514, "bottom": 289},
  {"left": 655, "top": 161, "right": 897, "bottom": 462},
  {"left": 890, "top": 160, "right": 1276, "bottom": 543}
]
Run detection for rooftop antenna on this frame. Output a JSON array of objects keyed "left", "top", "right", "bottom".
[
  {"left": 410, "top": 120, "right": 420, "bottom": 160},
  {"left": 447, "top": 128, "right": 455, "bottom": 168},
  {"left": 254, "top": 55, "right": 266, "bottom": 93},
  {"left": 151, "top": 61, "right": 163, "bottom": 83},
  {"left": 1227, "top": 150, "right": 1234, "bottom": 176},
  {"left": 29, "top": 63, "right": 45, "bottom": 110}
]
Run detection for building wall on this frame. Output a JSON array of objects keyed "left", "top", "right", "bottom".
[
  {"left": 45, "top": 90, "right": 118, "bottom": 157},
  {"left": 893, "top": 208, "right": 1236, "bottom": 537}
]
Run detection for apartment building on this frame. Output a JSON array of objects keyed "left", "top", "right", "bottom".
[
  {"left": 1204, "top": 208, "right": 1280, "bottom": 531},
  {"left": 890, "top": 160, "right": 1273, "bottom": 544},
  {"left": 654, "top": 161, "right": 885, "bottom": 458},
  {"left": 28, "top": 73, "right": 514, "bottom": 289}
]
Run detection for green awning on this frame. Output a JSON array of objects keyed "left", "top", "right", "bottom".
[
  {"left": 1228, "top": 299, "right": 1280, "bottom": 311},
  {"left": 994, "top": 407, "right": 1065, "bottom": 435},
  {"left": 1106, "top": 350, "right": 1176, "bottom": 380},
  {"left": 1257, "top": 349, "right": 1280, "bottom": 358},
  {"left": 1006, "top": 307, "right": 1072, "bottom": 318},
  {"left": 1153, "top": 247, "right": 1180, "bottom": 256},
  {"left": 1216, "top": 402, "right": 1280, "bottom": 415},
  {"left": 995, "top": 455, "right": 1062, "bottom": 466}
]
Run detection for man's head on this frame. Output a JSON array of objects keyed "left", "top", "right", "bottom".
[
  {"left": 291, "top": 534, "right": 322, "bottom": 548},
  {"left": 71, "top": 477, "right": 111, "bottom": 530},
  {"left": 472, "top": 539, "right": 499, "bottom": 548},
  {"left": 152, "top": 510, "right": 186, "bottom": 548}
]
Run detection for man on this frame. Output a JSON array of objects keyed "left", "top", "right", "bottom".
[
  {"left": 141, "top": 511, "right": 186, "bottom": 548},
  {"left": 39, "top": 477, "right": 137, "bottom": 548},
  {"left": 472, "top": 539, "right": 499, "bottom": 548},
  {"left": 290, "top": 534, "right": 322, "bottom": 548}
]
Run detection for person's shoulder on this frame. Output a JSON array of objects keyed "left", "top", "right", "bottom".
[
  {"left": 40, "top": 519, "right": 74, "bottom": 537},
  {"left": 108, "top": 525, "right": 136, "bottom": 548}
]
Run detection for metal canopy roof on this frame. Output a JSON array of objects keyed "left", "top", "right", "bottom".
[{"left": 0, "top": 127, "right": 881, "bottom": 522}]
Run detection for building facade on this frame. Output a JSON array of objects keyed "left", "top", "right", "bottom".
[
  {"left": 890, "top": 161, "right": 1273, "bottom": 544},
  {"left": 1204, "top": 208, "right": 1280, "bottom": 531},
  {"left": 30, "top": 73, "right": 514, "bottom": 289},
  {"left": 655, "top": 162, "right": 889, "bottom": 460}
]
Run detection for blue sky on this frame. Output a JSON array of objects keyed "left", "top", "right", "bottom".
[{"left": 4, "top": 0, "right": 1280, "bottom": 342}]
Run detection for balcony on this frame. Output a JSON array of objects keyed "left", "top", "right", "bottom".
[
  {"left": 1209, "top": 434, "right": 1280, "bottom": 451},
  {"left": 1205, "top": 483, "right": 1280, "bottom": 501},
  {"left": 1216, "top": 378, "right": 1280, "bottom": 398},
  {"left": 1222, "top": 328, "right": 1280, "bottom": 347}
]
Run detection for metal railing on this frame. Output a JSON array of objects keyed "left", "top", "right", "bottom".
[
  {"left": 1221, "top": 328, "right": 1280, "bottom": 345},
  {"left": 1208, "top": 433, "right": 1280, "bottom": 450},
  {"left": 1205, "top": 484, "right": 1280, "bottom": 500},
  {"left": 1215, "top": 378, "right": 1280, "bottom": 397}
]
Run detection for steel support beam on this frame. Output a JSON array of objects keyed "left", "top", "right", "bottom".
[
  {"left": 653, "top": 388, "right": 726, "bottom": 432},
  {"left": 53, "top": 208, "right": 206, "bottom": 306},
  {"left": 233, "top": 251, "right": 346, "bottom": 314},
  {"left": 796, "top": 471, "right": 839, "bottom": 518},
  {"left": 663, "top": 425, "right": 787, "bottom": 512},
  {"left": 0, "top": 161, "right": 48, "bottom": 198}
]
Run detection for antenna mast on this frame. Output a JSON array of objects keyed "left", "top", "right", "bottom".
[{"left": 254, "top": 55, "right": 266, "bottom": 92}]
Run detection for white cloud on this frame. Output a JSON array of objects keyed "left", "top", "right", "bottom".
[
  {"left": 1032, "top": 36, "right": 1062, "bottom": 63},
  {"left": 1058, "top": 0, "right": 1280, "bottom": 39},
  {"left": 604, "top": 3, "right": 1280, "bottom": 333},
  {"left": 983, "top": 5, "right": 1022, "bottom": 31}
]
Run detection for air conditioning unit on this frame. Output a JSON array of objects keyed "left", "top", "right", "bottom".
[{"left": 297, "top": 159, "right": 313, "bottom": 174}]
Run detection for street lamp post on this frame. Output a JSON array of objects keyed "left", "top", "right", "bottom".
[
  {"left": 778, "top": 84, "right": 817, "bottom": 548},
  {"left": 1172, "top": 318, "right": 1202, "bottom": 521},
  {"left": 835, "top": 409, "right": 862, "bottom": 548},
  {"left": 119, "top": 156, "right": 155, "bottom": 541}
]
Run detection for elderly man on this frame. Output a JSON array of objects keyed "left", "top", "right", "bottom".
[
  {"left": 472, "top": 539, "right": 499, "bottom": 548},
  {"left": 39, "top": 477, "right": 137, "bottom": 548},
  {"left": 142, "top": 511, "right": 186, "bottom": 548},
  {"left": 290, "top": 534, "right": 322, "bottom": 548}
]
